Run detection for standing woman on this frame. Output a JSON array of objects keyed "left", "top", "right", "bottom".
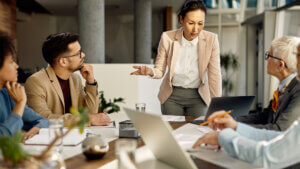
[{"left": 131, "top": 0, "right": 221, "bottom": 116}]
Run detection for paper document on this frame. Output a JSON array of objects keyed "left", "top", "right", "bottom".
[
  {"left": 25, "top": 128, "right": 88, "bottom": 146},
  {"left": 173, "top": 123, "right": 259, "bottom": 168},
  {"left": 196, "top": 126, "right": 213, "bottom": 134},
  {"left": 162, "top": 115, "right": 185, "bottom": 122},
  {"left": 175, "top": 133, "right": 202, "bottom": 150},
  {"left": 173, "top": 123, "right": 214, "bottom": 149}
]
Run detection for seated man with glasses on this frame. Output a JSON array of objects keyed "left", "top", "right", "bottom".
[
  {"left": 237, "top": 36, "right": 300, "bottom": 131},
  {"left": 192, "top": 40, "right": 300, "bottom": 169},
  {"left": 25, "top": 33, "right": 110, "bottom": 126}
]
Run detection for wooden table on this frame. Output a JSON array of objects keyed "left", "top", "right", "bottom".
[{"left": 65, "top": 117, "right": 223, "bottom": 169}]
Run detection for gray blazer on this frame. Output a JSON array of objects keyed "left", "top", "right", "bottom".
[{"left": 238, "top": 77, "right": 300, "bottom": 131}]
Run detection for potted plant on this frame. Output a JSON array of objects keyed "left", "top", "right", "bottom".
[
  {"left": 0, "top": 107, "right": 90, "bottom": 169},
  {"left": 220, "top": 52, "right": 239, "bottom": 96},
  {"left": 98, "top": 91, "right": 124, "bottom": 114}
]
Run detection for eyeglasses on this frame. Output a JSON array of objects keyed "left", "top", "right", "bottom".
[
  {"left": 62, "top": 49, "right": 83, "bottom": 58},
  {"left": 264, "top": 51, "right": 283, "bottom": 61},
  {"left": 265, "top": 51, "right": 288, "bottom": 68}
]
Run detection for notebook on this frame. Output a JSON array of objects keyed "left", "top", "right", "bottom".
[{"left": 24, "top": 128, "right": 88, "bottom": 146}]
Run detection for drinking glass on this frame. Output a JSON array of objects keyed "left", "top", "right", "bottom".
[
  {"left": 135, "top": 103, "right": 146, "bottom": 112},
  {"left": 49, "top": 119, "right": 64, "bottom": 153}
]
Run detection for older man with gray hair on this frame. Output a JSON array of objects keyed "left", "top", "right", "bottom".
[
  {"left": 192, "top": 39, "right": 300, "bottom": 169},
  {"left": 238, "top": 36, "right": 300, "bottom": 131}
]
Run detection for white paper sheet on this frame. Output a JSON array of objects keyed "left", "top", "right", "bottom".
[
  {"left": 162, "top": 115, "right": 185, "bottom": 122},
  {"left": 24, "top": 128, "right": 88, "bottom": 146}
]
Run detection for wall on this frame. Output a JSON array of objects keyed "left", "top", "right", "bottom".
[
  {"left": 205, "top": 26, "right": 239, "bottom": 54},
  {"left": 152, "top": 9, "right": 164, "bottom": 61},
  {"left": 205, "top": 26, "right": 241, "bottom": 96},
  {"left": 17, "top": 13, "right": 57, "bottom": 70},
  {"left": 283, "top": 10, "right": 300, "bottom": 37},
  {"left": 105, "top": 8, "right": 164, "bottom": 63},
  {"left": 56, "top": 16, "right": 78, "bottom": 33},
  {"left": 77, "top": 64, "right": 163, "bottom": 115},
  {"left": 17, "top": 7, "right": 165, "bottom": 69},
  {"left": 0, "top": 0, "right": 17, "bottom": 50},
  {"left": 0, "top": 0, "right": 16, "bottom": 37},
  {"left": 105, "top": 12, "right": 134, "bottom": 63}
]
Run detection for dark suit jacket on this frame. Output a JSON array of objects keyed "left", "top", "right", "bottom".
[{"left": 238, "top": 77, "right": 300, "bottom": 131}]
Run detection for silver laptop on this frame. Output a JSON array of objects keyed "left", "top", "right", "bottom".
[{"left": 124, "top": 107, "right": 197, "bottom": 169}]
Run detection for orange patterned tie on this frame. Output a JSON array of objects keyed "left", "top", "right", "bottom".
[{"left": 272, "top": 89, "right": 279, "bottom": 112}]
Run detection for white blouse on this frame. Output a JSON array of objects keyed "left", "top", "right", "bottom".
[{"left": 172, "top": 35, "right": 200, "bottom": 88}]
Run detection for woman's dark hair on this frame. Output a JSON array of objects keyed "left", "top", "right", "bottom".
[
  {"left": 42, "top": 32, "right": 79, "bottom": 66},
  {"left": 0, "top": 31, "right": 15, "bottom": 69},
  {"left": 178, "top": 0, "right": 207, "bottom": 22}
]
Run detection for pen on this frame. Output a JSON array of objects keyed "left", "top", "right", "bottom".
[{"left": 200, "top": 110, "right": 232, "bottom": 126}]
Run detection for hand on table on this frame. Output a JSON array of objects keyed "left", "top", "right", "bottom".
[
  {"left": 192, "top": 131, "right": 220, "bottom": 148},
  {"left": 89, "top": 113, "right": 111, "bottom": 126},
  {"left": 23, "top": 127, "right": 40, "bottom": 142}
]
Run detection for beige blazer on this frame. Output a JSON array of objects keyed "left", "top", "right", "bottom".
[
  {"left": 25, "top": 66, "right": 99, "bottom": 124},
  {"left": 153, "top": 28, "right": 222, "bottom": 105}
]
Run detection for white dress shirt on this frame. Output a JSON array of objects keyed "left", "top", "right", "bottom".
[{"left": 172, "top": 35, "right": 200, "bottom": 88}]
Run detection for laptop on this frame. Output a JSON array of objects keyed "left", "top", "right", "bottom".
[
  {"left": 124, "top": 107, "right": 198, "bottom": 169},
  {"left": 190, "top": 96, "right": 255, "bottom": 125}
]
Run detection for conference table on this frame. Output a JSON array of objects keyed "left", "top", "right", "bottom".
[
  {"left": 65, "top": 116, "right": 224, "bottom": 169},
  {"left": 22, "top": 112, "right": 258, "bottom": 169}
]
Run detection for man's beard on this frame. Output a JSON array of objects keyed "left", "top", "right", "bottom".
[
  {"left": 75, "top": 59, "right": 85, "bottom": 71},
  {"left": 68, "top": 62, "right": 84, "bottom": 72},
  {"left": 77, "top": 64, "right": 84, "bottom": 71}
]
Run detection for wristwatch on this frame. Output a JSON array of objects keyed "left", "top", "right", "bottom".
[{"left": 87, "top": 79, "right": 97, "bottom": 86}]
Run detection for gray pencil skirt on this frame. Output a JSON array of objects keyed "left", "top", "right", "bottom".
[{"left": 161, "top": 86, "right": 207, "bottom": 116}]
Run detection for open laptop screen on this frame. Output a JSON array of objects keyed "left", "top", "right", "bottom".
[{"left": 204, "top": 96, "right": 255, "bottom": 120}]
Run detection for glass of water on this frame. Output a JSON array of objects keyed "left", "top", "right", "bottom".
[
  {"left": 49, "top": 118, "right": 64, "bottom": 153},
  {"left": 115, "top": 139, "right": 137, "bottom": 169},
  {"left": 135, "top": 103, "right": 146, "bottom": 112}
]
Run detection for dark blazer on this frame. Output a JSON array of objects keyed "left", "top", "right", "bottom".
[{"left": 238, "top": 77, "right": 300, "bottom": 131}]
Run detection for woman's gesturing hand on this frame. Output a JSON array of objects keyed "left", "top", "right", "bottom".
[{"left": 130, "top": 66, "right": 154, "bottom": 77}]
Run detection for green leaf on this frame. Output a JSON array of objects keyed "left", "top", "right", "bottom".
[
  {"left": 98, "top": 91, "right": 125, "bottom": 114},
  {"left": 69, "top": 107, "right": 90, "bottom": 133},
  {"left": 0, "top": 132, "right": 28, "bottom": 163}
]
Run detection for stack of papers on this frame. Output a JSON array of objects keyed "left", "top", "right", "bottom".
[{"left": 25, "top": 128, "right": 89, "bottom": 146}]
